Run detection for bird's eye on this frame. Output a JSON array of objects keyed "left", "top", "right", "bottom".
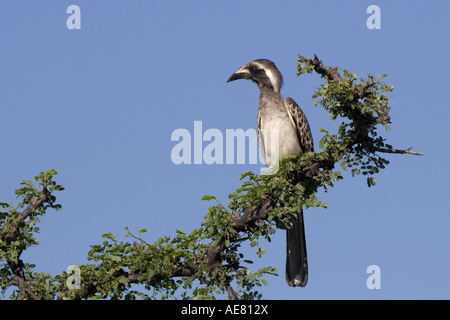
[{"left": 249, "top": 65, "right": 257, "bottom": 72}]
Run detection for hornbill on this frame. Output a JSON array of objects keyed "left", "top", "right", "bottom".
[{"left": 227, "top": 59, "right": 314, "bottom": 287}]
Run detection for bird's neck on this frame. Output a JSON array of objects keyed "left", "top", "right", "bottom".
[
  {"left": 259, "top": 86, "right": 282, "bottom": 101},
  {"left": 258, "top": 88, "right": 283, "bottom": 113}
]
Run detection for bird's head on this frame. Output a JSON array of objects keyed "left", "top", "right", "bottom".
[{"left": 227, "top": 59, "right": 283, "bottom": 93}]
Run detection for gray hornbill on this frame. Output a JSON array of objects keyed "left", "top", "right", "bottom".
[{"left": 227, "top": 59, "right": 314, "bottom": 287}]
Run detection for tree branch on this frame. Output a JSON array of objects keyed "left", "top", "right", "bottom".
[
  {"left": 371, "top": 146, "right": 424, "bottom": 156},
  {"left": 310, "top": 54, "right": 342, "bottom": 82},
  {"left": 1, "top": 188, "right": 51, "bottom": 300},
  {"left": 226, "top": 284, "right": 238, "bottom": 300},
  {"left": 4, "top": 56, "right": 424, "bottom": 300},
  {"left": 303, "top": 54, "right": 393, "bottom": 126},
  {"left": 62, "top": 55, "right": 421, "bottom": 300},
  {"left": 230, "top": 199, "right": 274, "bottom": 231},
  {"left": 2, "top": 188, "right": 50, "bottom": 244},
  {"left": 7, "top": 260, "right": 39, "bottom": 300}
]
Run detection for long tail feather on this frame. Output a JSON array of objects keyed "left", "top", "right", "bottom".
[{"left": 286, "top": 210, "right": 308, "bottom": 287}]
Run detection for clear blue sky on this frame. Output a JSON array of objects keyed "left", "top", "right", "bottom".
[{"left": 1, "top": 1, "right": 449, "bottom": 299}]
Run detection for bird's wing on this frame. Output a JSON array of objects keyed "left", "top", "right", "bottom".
[
  {"left": 284, "top": 97, "right": 314, "bottom": 153},
  {"left": 257, "top": 108, "right": 267, "bottom": 161}
]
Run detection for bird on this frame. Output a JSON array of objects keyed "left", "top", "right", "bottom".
[{"left": 227, "top": 59, "right": 314, "bottom": 287}]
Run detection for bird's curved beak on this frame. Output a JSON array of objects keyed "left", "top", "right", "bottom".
[{"left": 227, "top": 65, "right": 250, "bottom": 82}]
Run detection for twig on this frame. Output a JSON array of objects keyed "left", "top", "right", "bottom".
[
  {"left": 3, "top": 190, "right": 50, "bottom": 243},
  {"left": 372, "top": 146, "right": 424, "bottom": 156},
  {"left": 226, "top": 285, "right": 238, "bottom": 300}
]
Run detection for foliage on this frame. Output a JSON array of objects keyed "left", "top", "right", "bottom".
[
  {"left": 297, "top": 54, "right": 394, "bottom": 188},
  {"left": 0, "top": 55, "right": 420, "bottom": 300},
  {"left": 0, "top": 169, "right": 64, "bottom": 299}
]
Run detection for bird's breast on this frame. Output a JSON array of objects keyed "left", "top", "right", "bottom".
[{"left": 258, "top": 109, "right": 301, "bottom": 168}]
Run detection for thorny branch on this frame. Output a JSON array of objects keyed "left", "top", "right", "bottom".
[{"left": 4, "top": 55, "right": 423, "bottom": 300}]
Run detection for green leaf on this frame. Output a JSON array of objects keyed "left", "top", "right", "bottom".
[
  {"left": 367, "top": 177, "right": 376, "bottom": 187},
  {"left": 201, "top": 195, "right": 216, "bottom": 201},
  {"left": 104, "top": 254, "right": 121, "bottom": 262},
  {"left": 257, "top": 248, "right": 266, "bottom": 258},
  {"left": 102, "top": 232, "right": 116, "bottom": 241},
  {"left": 47, "top": 169, "right": 58, "bottom": 175},
  {"left": 0, "top": 202, "right": 10, "bottom": 209}
]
